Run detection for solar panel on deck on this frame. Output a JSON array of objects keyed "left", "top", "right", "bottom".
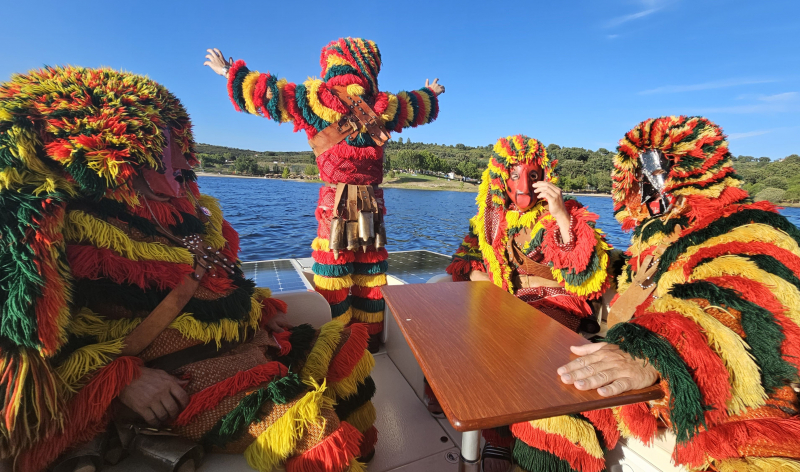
[
  {"left": 241, "top": 260, "right": 308, "bottom": 292},
  {"left": 386, "top": 250, "right": 452, "bottom": 285}
]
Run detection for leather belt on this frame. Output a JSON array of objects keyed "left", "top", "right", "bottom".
[{"left": 308, "top": 86, "right": 391, "bottom": 157}]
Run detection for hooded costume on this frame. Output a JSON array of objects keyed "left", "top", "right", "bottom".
[
  {"left": 511, "top": 117, "right": 800, "bottom": 472},
  {"left": 446, "top": 135, "right": 612, "bottom": 332},
  {"left": 0, "top": 66, "right": 376, "bottom": 472},
  {"left": 224, "top": 37, "right": 441, "bottom": 347}
]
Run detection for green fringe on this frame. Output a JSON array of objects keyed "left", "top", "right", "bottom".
[
  {"left": 656, "top": 209, "right": 800, "bottom": 284},
  {"left": 201, "top": 372, "right": 306, "bottom": 449},
  {"left": 294, "top": 83, "right": 328, "bottom": 132},
  {"left": 334, "top": 376, "right": 376, "bottom": 419},
  {"left": 512, "top": 439, "right": 577, "bottom": 472},
  {"left": 632, "top": 215, "right": 687, "bottom": 243},
  {"left": 670, "top": 280, "right": 797, "bottom": 391},
  {"left": 312, "top": 262, "right": 353, "bottom": 278},
  {"left": 276, "top": 323, "right": 315, "bottom": 369},
  {"left": 746, "top": 254, "right": 800, "bottom": 292},
  {"left": 605, "top": 322, "right": 707, "bottom": 442},
  {"left": 351, "top": 297, "right": 385, "bottom": 313},
  {"left": 353, "top": 261, "right": 388, "bottom": 275},
  {"left": 331, "top": 298, "right": 352, "bottom": 318}
]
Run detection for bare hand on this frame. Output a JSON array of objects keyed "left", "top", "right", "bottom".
[
  {"left": 266, "top": 313, "right": 291, "bottom": 333},
  {"left": 532, "top": 181, "right": 571, "bottom": 243},
  {"left": 119, "top": 367, "right": 189, "bottom": 426},
  {"left": 557, "top": 343, "right": 659, "bottom": 397},
  {"left": 204, "top": 48, "right": 234, "bottom": 77},
  {"left": 425, "top": 78, "right": 445, "bottom": 95},
  {"left": 469, "top": 270, "right": 490, "bottom": 282}
]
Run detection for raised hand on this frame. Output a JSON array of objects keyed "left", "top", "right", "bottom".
[
  {"left": 556, "top": 342, "right": 659, "bottom": 397},
  {"left": 204, "top": 48, "right": 234, "bottom": 77},
  {"left": 532, "top": 181, "right": 571, "bottom": 243},
  {"left": 119, "top": 367, "right": 190, "bottom": 426},
  {"left": 425, "top": 78, "right": 445, "bottom": 95}
]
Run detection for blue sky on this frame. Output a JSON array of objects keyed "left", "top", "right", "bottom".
[{"left": 1, "top": 0, "right": 798, "bottom": 158}]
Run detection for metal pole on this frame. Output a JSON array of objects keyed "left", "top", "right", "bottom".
[{"left": 459, "top": 430, "right": 481, "bottom": 472}]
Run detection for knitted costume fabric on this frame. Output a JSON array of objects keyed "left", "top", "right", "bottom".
[
  {"left": 446, "top": 135, "right": 612, "bottom": 328},
  {"left": 512, "top": 117, "right": 800, "bottom": 472},
  {"left": 0, "top": 67, "right": 375, "bottom": 472},
  {"left": 225, "top": 38, "right": 440, "bottom": 341}
]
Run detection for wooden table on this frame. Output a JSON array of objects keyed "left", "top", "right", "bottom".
[{"left": 381, "top": 282, "right": 663, "bottom": 469}]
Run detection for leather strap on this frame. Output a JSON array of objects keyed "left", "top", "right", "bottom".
[
  {"left": 120, "top": 265, "right": 206, "bottom": 356},
  {"left": 507, "top": 237, "right": 556, "bottom": 281},
  {"left": 307, "top": 86, "right": 391, "bottom": 157}
]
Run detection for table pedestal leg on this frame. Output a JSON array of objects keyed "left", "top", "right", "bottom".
[{"left": 459, "top": 430, "right": 480, "bottom": 472}]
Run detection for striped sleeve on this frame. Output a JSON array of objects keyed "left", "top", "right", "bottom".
[
  {"left": 226, "top": 60, "right": 294, "bottom": 124},
  {"left": 446, "top": 226, "right": 486, "bottom": 281},
  {"left": 382, "top": 88, "right": 439, "bottom": 132}
]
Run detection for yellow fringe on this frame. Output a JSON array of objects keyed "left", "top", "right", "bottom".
[
  {"left": 171, "top": 313, "right": 244, "bottom": 347},
  {"left": 275, "top": 78, "right": 292, "bottom": 122},
  {"left": 527, "top": 415, "right": 604, "bottom": 459},
  {"left": 612, "top": 407, "right": 636, "bottom": 440},
  {"left": 312, "top": 237, "right": 330, "bottom": 252},
  {"left": 331, "top": 351, "right": 375, "bottom": 399},
  {"left": 198, "top": 194, "right": 226, "bottom": 250},
  {"left": 305, "top": 79, "right": 344, "bottom": 124},
  {"left": 552, "top": 237, "right": 611, "bottom": 298},
  {"left": 335, "top": 308, "right": 353, "bottom": 325},
  {"left": 650, "top": 294, "right": 766, "bottom": 414},
  {"left": 326, "top": 55, "right": 351, "bottom": 69},
  {"left": 68, "top": 309, "right": 140, "bottom": 341},
  {"left": 300, "top": 319, "right": 345, "bottom": 383},
  {"left": 417, "top": 89, "right": 432, "bottom": 119},
  {"left": 55, "top": 338, "right": 124, "bottom": 392},
  {"left": 244, "top": 379, "right": 333, "bottom": 472},
  {"left": 314, "top": 274, "right": 354, "bottom": 291},
  {"left": 381, "top": 94, "right": 399, "bottom": 123},
  {"left": 346, "top": 458, "right": 368, "bottom": 472},
  {"left": 351, "top": 308, "right": 383, "bottom": 324},
  {"left": 345, "top": 401, "right": 377, "bottom": 434},
  {"left": 470, "top": 169, "right": 512, "bottom": 292},
  {"left": 351, "top": 274, "right": 386, "bottom": 288},
  {"left": 242, "top": 71, "right": 261, "bottom": 115},
  {"left": 346, "top": 84, "right": 365, "bottom": 97},
  {"left": 63, "top": 210, "right": 193, "bottom": 264},
  {"left": 714, "top": 457, "right": 800, "bottom": 472},
  {"left": 0, "top": 166, "right": 76, "bottom": 196}
]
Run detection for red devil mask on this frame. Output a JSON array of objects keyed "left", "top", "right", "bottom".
[{"left": 506, "top": 162, "right": 543, "bottom": 212}]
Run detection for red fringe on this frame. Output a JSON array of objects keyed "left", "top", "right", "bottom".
[
  {"left": 541, "top": 201, "right": 599, "bottom": 274},
  {"left": 227, "top": 60, "right": 248, "bottom": 112},
  {"left": 253, "top": 73, "right": 270, "bottom": 115},
  {"left": 482, "top": 428, "right": 515, "bottom": 448},
  {"left": 684, "top": 198, "right": 777, "bottom": 236},
  {"left": 324, "top": 141, "right": 381, "bottom": 161},
  {"left": 221, "top": 220, "right": 241, "bottom": 258},
  {"left": 313, "top": 250, "right": 356, "bottom": 265},
  {"left": 274, "top": 330, "right": 293, "bottom": 356},
  {"left": 30, "top": 205, "right": 68, "bottom": 354},
  {"left": 353, "top": 248, "right": 388, "bottom": 264},
  {"left": 683, "top": 241, "right": 800, "bottom": 278},
  {"left": 351, "top": 286, "right": 383, "bottom": 300},
  {"left": 582, "top": 409, "right": 620, "bottom": 450},
  {"left": 325, "top": 74, "right": 368, "bottom": 92},
  {"left": 283, "top": 82, "right": 314, "bottom": 135},
  {"left": 632, "top": 311, "right": 730, "bottom": 425},
  {"left": 394, "top": 94, "right": 409, "bottom": 132},
  {"left": 373, "top": 93, "right": 388, "bottom": 115},
  {"left": 411, "top": 90, "right": 426, "bottom": 127},
  {"left": 619, "top": 402, "right": 658, "bottom": 445},
  {"left": 318, "top": 83, "right": 349, "bottom": 114},
  {"left": 363, "top": 322, "right": 384, "bottom": 335},
  {"left": 359, "top": 425, "right": 378, "bottom": 457},
  {"left": 67, "top": 244, "right": 192, "bottom": 291},
  {"left": 317, "top": 287, "right": 350, "bottom": 305},
  {"left": 199, "top": 270, "right": 235, "bottom": 293},
  {"left": 682, "top": 187, "right": 749, "bottom": 223},
  {"left": 674, "top": 417, "right": 800, "bottom": 468},
  {"left": 129, "top": 198, "right": 183, "bottom": 227},
  {"left": 259, "top": 297, "right": 289, "bottom": 327},
  {"left": 543, "top": 296, "right": 594, "bottom": 318},
  {"left": 510, "top": 421, "right": 606, "bottom": 472},
  {"left": 17, "top": 357, "right": 142, "bottom": 472},
  {"left": 174, "top": 362, "right": 288, "bottom": 426},
  {"left": 445, "top": 259, "right": 485, "bottom": 281},
  {"left": 327, "top": 324, "right": 370, "bottom": 382},
  {"left": 706, "top": 275, "right": 800, "bottom": 369},
  {"left": 285, "top": 421, "right": 363, "bottom": 472}
]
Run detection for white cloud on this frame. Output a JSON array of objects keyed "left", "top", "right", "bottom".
[
  {"left": 605, "top": 0, "right": 673, "bottom": 28},
  {"left": 607, "top": 34, "right": 620, "bottom": 39},
  {"left": 727, "top": 129, "right": 776, "bottom": 140},
  {"left": 759, "top": 92, "right": 798, "bottom": 102},
  {"left": 639, "top": 77, "right": 779, "bottom": 95}
]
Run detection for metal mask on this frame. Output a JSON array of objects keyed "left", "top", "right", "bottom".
[{"left": 639, "top": 149, "right": 674, "bottom": 216}]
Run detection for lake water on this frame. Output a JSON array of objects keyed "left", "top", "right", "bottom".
[{"left": 199, "top": 176, "right": 800, "bottom": 262}]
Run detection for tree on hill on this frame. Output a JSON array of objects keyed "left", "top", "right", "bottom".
[{"left": 281, "top": 167, "right": 290, "bottom": 179}]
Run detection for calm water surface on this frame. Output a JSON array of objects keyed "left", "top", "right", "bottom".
[{"left": 199, "top": 177, "right": 800, "bottom": 262}]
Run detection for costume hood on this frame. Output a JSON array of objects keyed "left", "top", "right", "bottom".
[
  {"left": 320, "top": 37, "right": 382, "bottom": 95},
  {"left": 479, "top": 135, "right": 556, "bottom": 211},
  {"left": 612, "top": 116, "right": 742, "bottom": 231}
]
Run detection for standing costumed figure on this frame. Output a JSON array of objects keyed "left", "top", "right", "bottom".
[
  {"left": 514, "top": 116, "right": 800, "bottom": 472},
  {"left": 445, "top": 135, "right": 612, "bottom": 470},
  {"left": 204, "top": 39, "right": 445, "bottom": 351},
  {"left": 0, "top": 67, "right": 377, "bottom": 472},
  {"left": 447, "top": 135, "right": 612, "bottom": 332}
]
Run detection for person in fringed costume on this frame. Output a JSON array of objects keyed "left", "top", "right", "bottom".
[
  {"left": 511, "top": 116, "right": 800, "bottom": 472},
  {"left": 0, "top": 67, "right": 377, "bottom": 472},
  {"left": 445, "top": 135, "right": 613, "bottom": 471},
  {"left": 203, "top": 38, "right": 445, "bottom": 351},
  {"left": 446, "top": 135, "right": 612, "bottom": 333}
]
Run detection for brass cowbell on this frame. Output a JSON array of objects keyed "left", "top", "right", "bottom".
[{"left": 329, "top": 217, "right": 346, "bottom": 259}]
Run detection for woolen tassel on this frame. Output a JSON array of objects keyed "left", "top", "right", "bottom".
[
  {"left": 363, "top": 322, "right": 383, "bottom": 335},
  {"left": 618, "top": 402, "right": 658, "bottom": 444},
  {"left": 510, "top": 422, "right": 605, "bottom": 472},
  {"left": 350, "top": 285, "right": 383, "bottom": 300},
  {"left": 274, "top": 330, "right": 293, "bottom": 356},
  {"left": 300, "top": 320, "right": 345, "bottom": 383},
  {"left": 581, "top": 409, "right": 620, "bottom": 450},
  {"left": 66, "top": 245, "right": 193, "bottom": 290},
  {"left": 227, "top": 60, "right": 248, "bottom": 112},
  {"left": 353, "top": 248, "right": 388, "bottom": 263},
  {"left": 331, "top": 352, "right": 375, "bottom": 398},
  {"left": 313, "top": 249, "right": 356, "bottom": 265},
  {"left": 285, "top": 421, "right": 364, "bottom": 472},
  {"left": 512, "top": 439, "right": 577, "bottom": 472},
  {"left": 358, "top": 425, "right": 378, "bottom": 458},
  {"left": 328, "top": 324, "right": 370, "bottom": 382},
  {"left": 345, "top": 401, "right": 377, "bottom": 434},
  {"left": 715, "top": 457, "right": 800, "bottom": 472},
  {"left": 319, "top": 288, "right": 350, "bottom": 305},
  {"left": 175, "top": 362, "right": 288, "bottom": 426},
  {"left": 17, "top": 356, "right": 142, "bottom": 472}
]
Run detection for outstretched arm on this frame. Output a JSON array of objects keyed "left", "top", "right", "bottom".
[
  {"left": 381, "top": 78, "right": 445, "bottom": 133},
  {"left": 204, "top": 48, "right": 294, "bottom": 124}
]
